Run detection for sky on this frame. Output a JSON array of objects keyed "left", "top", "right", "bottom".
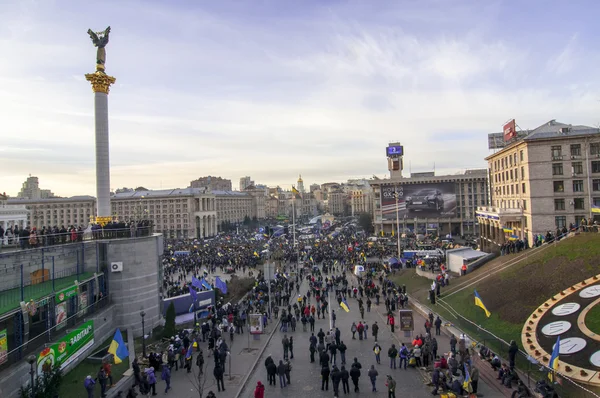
[{"left": 1, "top": 0, "right": 599, "bottom": 197}]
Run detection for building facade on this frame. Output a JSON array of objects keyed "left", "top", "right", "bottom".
[
  {"left": 214, "top": 191, "right": 253, "bottom": 225},
  {"left": 478, "top": 120, "right": 600, "bottom": 252},
  {"left": 0, "top": 194, "right": 29, "bottom": 235},
  {"left": 7, "top": 196, "right": 96, "bottom": 229},
  {"left": 16, "top": 176, "right": 55, "bottom": 200},
  {"left": 371, "top": 169, "right": 489, "bottom": 236},
  {"left": 190, "top": 176, "right": 232, "bottom": 192},
  {"left": 328, "top": 190, "right": 346, "bottom": 216},
  {"left": 239, "top": 176, "right": 254, "bottom": 191}
]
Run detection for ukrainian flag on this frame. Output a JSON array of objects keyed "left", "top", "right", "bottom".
[
  {"left": 108, "top": 329, "right": 129, "bottom": 365},
  {"left": 340, "top": 298, "right": 350, "bottom": 313},
  {"left": 292, "top": 186, "right": 299, "bottom": 195},
  {"left": 254, "top": 251, "right": 260, "bottom": 258},
  {"left": 548, "top": 336, "right": 560, "bottom": 381},
  {"left": 474, "top": 290, "right": 491, "bottom": 317},
  {"left": 502, "top": 226, "right": 513, "bottom": 233}
]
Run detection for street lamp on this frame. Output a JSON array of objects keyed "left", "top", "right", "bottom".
[
  {"left": 27, "top": 354, "right": 36, "bottom": 395},
  {"left": 140, "top": 310, "right": 146, "bottom": 359},
  {"left": 393, "top": 190, "right": 402, "bottom": 267}
]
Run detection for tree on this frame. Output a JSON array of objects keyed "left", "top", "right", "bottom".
[
  {"left": 243, "top": 216, "right": 251, "bottom": 226},
  {"left": 358, "top": 212, "right": 374, "bottom": 234},
  {"left": 20, "top": 363, "right": 62, "bottom": 398},
  {"left": 186, "top": 351, "right": 214, "bottom": 398},
  {"left": 163, "top": 302, "right": 176, "bottom": 338}
]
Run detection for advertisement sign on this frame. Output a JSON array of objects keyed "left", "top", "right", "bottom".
[
  {"left": 248, "top": 314, "right": 263, "bottom": 334},
  {"left": 78, "top": 292, "right": 88, "bottom": 317},
  {"left": 56, "top": 284, "right": 78, "bottom": 303},
  {"left": 55, "top": 302, "right": 67, "bottom": 331},
  {"left": 381, "top": 183, "right": 457, "bottom": 220},
  {"left": 386, "top": 145, "right": 404, "bottom": 157},
  {"left": 503, "top": 119, "right": 516, "bottom": 141},
  {"left": 0, "top": 329, "right": 7, "bottom": 365},
  {"left": 37, "top": 320, "right": 94, "bottom": 373},
  {"left": 399, "top": 309, "right": 414, "bottom": 332}
]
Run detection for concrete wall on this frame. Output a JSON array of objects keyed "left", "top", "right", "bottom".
[
  {"left": 0, "top": 242, "right": 98, "bottom": 290},
  {"left": 107, "top": 234, "right": 163, "bottom": 338}
]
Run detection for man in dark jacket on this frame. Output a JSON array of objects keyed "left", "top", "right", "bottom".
[
  {"left": 329, "top": 341, "right": 338, "bottom": 365},
  {"left": 321, "top": 365, "right": 330, "bottom": 390},
  {"left": 214, "top": 363, "right": 225, "bottom": 392},
  {"left": 349, "top": 364, "right": 361, "bottom": 392},
  {"left": 265, "top": 357, "right": 277, "bottom": 386},
  {"left": 340, "top": 365, "right": 350, "bottom": 394},
  {"left": 508, "top": 340, "right": 518, "bottom": 370},
  {"left": 338, "top": 341, "right": 347, "bottom": 365},
  {"left": 434, "top": 316, "right": 442, "bottom": 335},
  {"left": 331, "top": 365, "right": 342, "bottom": 396},
  {"left": 372, "top": 322, "right": 379, "bottom": 341},
  {"left": 277, "top": 360, "right": 287, "bottom": 388}
]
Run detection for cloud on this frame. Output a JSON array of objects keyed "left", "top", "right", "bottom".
[{"left": 1, "top": 0, "right": 599, "bottom": 197}]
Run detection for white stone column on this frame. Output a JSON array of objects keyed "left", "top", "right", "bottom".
[{"left": 94, "top": 91, "right": 111, "bottom": 218}]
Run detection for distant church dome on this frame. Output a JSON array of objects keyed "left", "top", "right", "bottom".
[{"left": 298, "top": 174, "right": 303, "bottom": 183}]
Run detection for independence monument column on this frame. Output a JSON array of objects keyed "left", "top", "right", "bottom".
[{"left": 85, "top": 27, "right": 115, "bottom": 226}]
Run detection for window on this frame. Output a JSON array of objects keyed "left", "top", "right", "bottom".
[
  {"left": 520, "top": 150, "right": 524, "bottom": 161},
  {"left": 572, "top": 162, "right": 583, "bottom": 175},
  {"left": 574, "top": 198, "right": 585, "bottom": 210},
  {"left": 551, "top": 145, "right": 562, "bottom": 158},
  {"left": 552, "top": 163, "right": 563, "bottom": 175},
  {"left": 521, "top": 166, "right": 525, "bottom": 179},
  {"left": 591, "top": 143, "right": 600, "bottom": 155},
  {"left": 573, "top": 180, "right": 584, "bottom": 193},
  {"left": 522, "top": 200, "right": 527, "bottom": 210},
  {"left": 553, "top": 181, "right": 564, "bottom": 192},
  {"left": 570, "top": 144, "right": 581, "bottom": 157},
  {"left": 510, "top": 185, "right": 514, "bottom": 195},
  {"left": 594, "top": 179, "right": 600, "bottom": 191},
  {"left": 555, "top": 216, "right": 567, "bottom": 229},
  {"left": 554, "top": 199, "right": 565, "bottom": 210},
  {"left": 592, "top": 161, "right": 600, "bottom": 173},
  {"left": 510, "top": 170, "right": 514, "bottom": 180},
  {"left": 514, "top": 153, "right": 517, "bottom": 164},
  {"left": 516, "top": 184, "right": 519, "bottom": 194}
]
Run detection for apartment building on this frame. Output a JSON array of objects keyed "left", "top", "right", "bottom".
[
  {"left": 7, "top": 196, "right": 96, "bottom": 229},
  {"left": 190, "top": 176, "right": 232, "bottom": 192},
  {"left": 478, "top": 120, "right": 600, "bottom": 251},
  {"left": 214, "top": 191, "right": 253, "bottom": 225}
]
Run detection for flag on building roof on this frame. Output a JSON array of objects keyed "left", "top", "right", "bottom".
[
  {"left": 215, "top": 277, "right": 228, "bottom": 294},
  {"left": 474, "top": 290, "right": 491, "bottom": 317},
  {"left": 108, "top": 329, "right": 129, "bottom": 365}
]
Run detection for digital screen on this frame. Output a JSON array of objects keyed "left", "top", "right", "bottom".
[
  {"left": 386, "top": 145, "right": 403, "bottom": 157},
  {"left": 380, "top": 182, "right": 457, "bottom": 220}
]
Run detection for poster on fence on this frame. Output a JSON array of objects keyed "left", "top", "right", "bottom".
[
  {"left": 55, "top": 302, "right": 67, "bottom": 331},
  {"left": 248, "top": 314, "right": 263, "bottom": 334},
  {"left": 0, "top": 329, "right": 7, "bottom": 365},
  {"left": 78, "top": 292, "right": 88, "bottom": 317},
  {"left": 37, "top": 320, "right": 94, "bottom": 373}
]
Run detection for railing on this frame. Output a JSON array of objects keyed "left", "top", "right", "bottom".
[
  {"left": 0, "top": 225, "right": 155, "bottom": 251},
  {"left": 0, "top": 295, "right": 111, "bottom": 371}
]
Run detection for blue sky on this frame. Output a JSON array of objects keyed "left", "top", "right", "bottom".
[{"left": 1, "top": 0, "right": 599, "bottom": 196}]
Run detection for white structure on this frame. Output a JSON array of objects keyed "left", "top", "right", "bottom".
[
  {"left": 297, "top": 175, "right": 305, "bottom": 193},
  {"left": 0, "top": 194, "right": 29, "bottom": 241}
]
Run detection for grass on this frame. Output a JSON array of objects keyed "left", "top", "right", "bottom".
[
  {"left": 586, "top": 304, "right": 600, "bottom": 336},
  {"left": 59, "top": 333, "right": 130, "bottom": 398},
  {"left": 0, "top": 272, "right": 95, "bottom": 314}
]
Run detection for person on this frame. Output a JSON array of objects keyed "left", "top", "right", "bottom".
[
  {"left": 351, "top": 322, "right": 357, "bottom": 339},
  {"left": 284, "top": 360, "right": 292, "bottom": 385},
  {"left": 254, "top": 381, "right": 265, "bottom": 398},
  {"left": 103, "top": 361, "right": 114, "bottom": 387},
  {"left": 471, "top": 364, "right": 480, "bottom": 394},
  {"left": 386, "top": 375, "right": 396, "bottom": 398},
  {"left": 368, "top": 365, "right": 378, "bottom": 392},
  {"left": 398, "top": 343, "right": 409, "bottom": 370},
  {"left": 196, "top": 349, "right": 204, "bottom": 374},
  {"left": 373, "top": 343, "right": 382, "bottom": 364},
  {"left": 277, "top": 360, "right": 287, "bottom": 388},
  {"left": 214, "top": 363, "right": 225, "bottom": 392},
  {"left": 450, "top": 334, "right": 457, "bottom": 355},
  {"left": 145, "top": 367, "right": 157, "bottom": 396},
  {"left": 388, "top": 344, "right": 397, "bottom": 369},
  {"left": 84, "top": 375, "right": 96, "bottom": 398},
  {"left": 132, "top": 357, "right": 141, "bottom": 387},
  {"left": 97, "top": 366, "right": 108, "bottom": 398},
  {"left": 338, "top": 340, "right": 347, "bottom": 365},
  {"left": 431, "top": 367, "right": 441, "bottom": 395},
  {"left": 350, "top": 362, "right": 361, "bottom": 392},
  {"left": 289, "top": 336, "right": 295, "bottom": 360},
  {"left": 161, "top": 364, "right": 171, "bottom": 393},
  {"left": 282, "top": 335, "right": 290, "bottom": 360},
  {"left": 372, "top": 322, "right": 379, "bottom": 342},
  {"left": 434, "top": 316, "right": 442, "bottom": 335},
  {"left": 331, "top": 365, "right": 342, "bottom": 397},
  {"left": 266, "top": 356, "right": 277, "bottom": 386},
  {"left": 509, "top": 340, "right": 519, "bottom": 370},
  {"left": 321, "top": 364, "right": 330, "bottom": 391},
  {"left": 340, "top": 365, "right": 350, "bottom": 394},
  {"left": 310, "top": 340, "right": 317, "bottom": 363},
  {"left": 413, "top": 344, "right": 422, "bottom": 367}
]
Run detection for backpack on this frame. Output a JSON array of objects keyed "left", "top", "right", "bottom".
[{"left": 374, "top": 346, "right": 381, "bottom": 355}]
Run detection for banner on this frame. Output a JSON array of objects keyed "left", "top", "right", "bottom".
[
  {"left": 56, "top": 284, "right": 78, "bottom": 303},
  {"left": 0, "top": 329, "right": 7, "bottom": 365},
  {"left": 37, "top": 320, "right": 94, "bottom": 373},
  {"left": 248, "top": 314, "right": 263, "bottom": 334},
  {"left": 381, "top": 182, "right": 457, "bottom": 220},
  {"left": 399, "top": 309, "right": 414, "bottom": 332},
  {"left": 78, "top": 292, "right": 88, "bottom": 317},
  {"left": 55, "top": 302, "right": 67, "bottom": 331}
]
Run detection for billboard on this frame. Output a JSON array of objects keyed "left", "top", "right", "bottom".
[
  {"left": 386, "top": 145, "right": 404, "bottom": 157},
  {"left": 37, "top": 320, "right": 94, "bottom": 373},
  {"left": 381, "top": 182, "right": 457, "bottom": 220},
  {"left": 503, "top": 119, "right": 516, "bottom": 141}
]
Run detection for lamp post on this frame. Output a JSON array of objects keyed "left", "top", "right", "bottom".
[
  {"left": 27, "top": 354, "right": 36, "bottom": 395},
  {"left": 140, "top": 310, "right": 146, "bottom": 359},
  {"left": 393, "top": 190, "right": 402, "bottom": 268}
]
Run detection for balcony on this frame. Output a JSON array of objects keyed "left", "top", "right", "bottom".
[{"left": 476, "top": 206, "right": 523, "bottom": 222}]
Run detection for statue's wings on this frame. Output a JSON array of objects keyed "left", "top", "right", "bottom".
[{"left": 87, "top": 29, "right": 99, "bottom": 45}]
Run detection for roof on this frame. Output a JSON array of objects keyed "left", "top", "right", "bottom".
[
  {"left": 212, "top": 190, "right": 250, "bottom": 197},
  {"left": 111, "top": 188, "right": 208, "bottom": 199},
  {"left": 523, "top": 120, "right": 600, "bottom": 141},
  {"left": 7, "top": 195, "right": 95, "bottom": 204}
]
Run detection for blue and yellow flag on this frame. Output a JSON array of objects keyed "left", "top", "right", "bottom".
[
  {"left": 292, "top": 186, "right": 299, "bottom": 195},
  {"left": 474, "top": 290, "right": 491, "bottom": 317},
  {"left": 108, "top": 329, "right": 129, "bottom": 365},
  {"left": 254, "top": 251, "right": 260, "bottom": 258},
  {"left": 548, "top": 336, "right": 560, "bottom": 381},
  {"left": 502, "top": 226, "right": 513, "bottom": 233},
  {"left": 340, "top": 298, "right": 350, "bottom": 313}
]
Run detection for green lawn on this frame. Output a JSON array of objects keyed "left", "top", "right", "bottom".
[
  {"left": 59, "top": 333, "right": 130, "bottom": 398},
  {"left": 0, "top": 272, "right": 95, "bottom": 314},
  {"left": 586, "top": 304, "right": 600, "bottom": 336}
]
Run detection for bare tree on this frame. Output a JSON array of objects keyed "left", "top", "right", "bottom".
[{"left": 186, "top": 352, "right": 214, "bottom": 398}]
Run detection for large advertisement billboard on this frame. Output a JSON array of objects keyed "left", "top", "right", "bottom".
[
  {"left": 381, "top": 182, "right": 457, "bottom": 219},
  {"left": 503, "top": 119, "right": 516, "bottom": 141}
]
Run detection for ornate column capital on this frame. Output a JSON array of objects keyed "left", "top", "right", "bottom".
[{"left": 85, "top": 71, "right": 116, "bottom": 94}]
